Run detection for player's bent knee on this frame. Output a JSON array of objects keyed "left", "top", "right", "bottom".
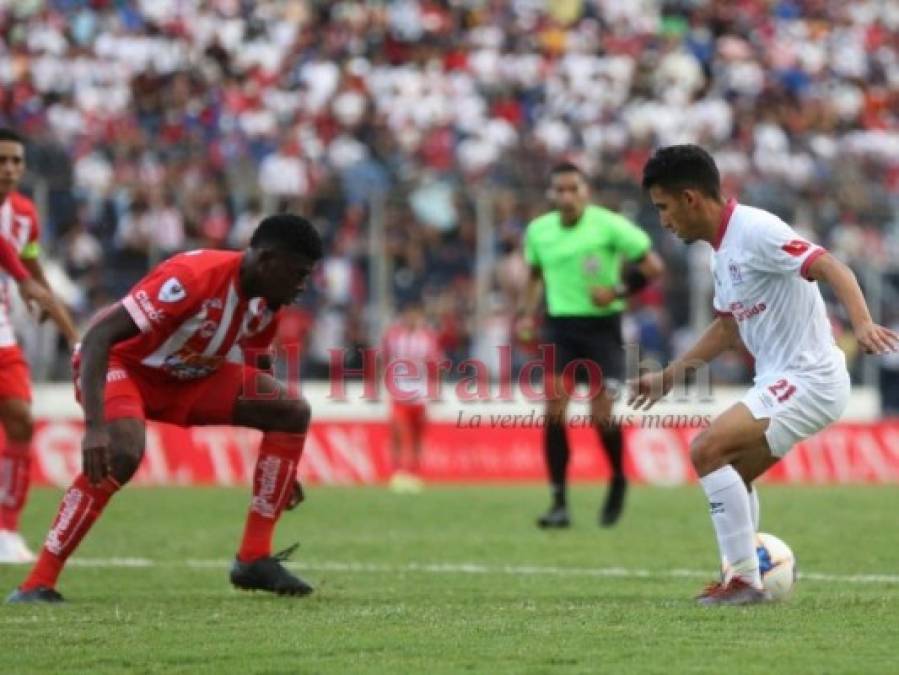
[
  {"left": 283, "top": 398, "right": 311, "bottom": 433},
  {"left": 689, "top": 430, "right": 728, "bottom": 476},
  {"left": 109, "top": 447, "right": 145, "bottom": 484},
  {"left": 107, "top": 419, "right": 146, "bottom": 484},
  {"left": 237, "top": 396, "right": 311, "bottom": 433},
  {"left": 3, "top": 415, "right": 33, "bottom": 443}
]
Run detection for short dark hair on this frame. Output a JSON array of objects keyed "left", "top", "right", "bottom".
[
  {"left": 250, "top": 214, "right": 324, "bottom": 261},
  {"left": 0, "top": 128, "right": 25, "bottom": 145},
  {"left": 641, "top": 144, "right": 720, "bottom": 199},
  {"left": 549, "top": 161, "right": 587, "bottom": 180}
]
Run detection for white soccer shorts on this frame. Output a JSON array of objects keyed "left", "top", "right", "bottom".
[{"left": 741, "top": 367, "right": 851, "bottom": 457}]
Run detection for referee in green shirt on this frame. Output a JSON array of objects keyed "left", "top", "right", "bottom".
[{"left": 517, "top": 162, "right": 665, "bottom": 528}]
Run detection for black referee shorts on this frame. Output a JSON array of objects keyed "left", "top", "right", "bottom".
[{"left": 543, "top": 314, "right": 625, "bottom": 388}]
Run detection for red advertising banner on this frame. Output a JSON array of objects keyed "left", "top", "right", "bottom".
[{"left": 26, "top": 419, "right": 899, "bottom": 487}]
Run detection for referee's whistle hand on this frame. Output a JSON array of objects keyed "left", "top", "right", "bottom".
[{"left": 590, "top": 286, "right": 618, "bottom": 308}]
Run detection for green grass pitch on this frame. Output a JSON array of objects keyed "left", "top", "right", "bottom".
[{"left": 2, "top": 484, "right": 898, "bottom": 674}]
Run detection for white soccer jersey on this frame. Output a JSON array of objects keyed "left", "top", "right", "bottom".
[{"left": 711, "top": 199, "right": 845, "bottom": 382}]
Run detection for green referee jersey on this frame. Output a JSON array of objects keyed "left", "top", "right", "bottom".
[{"left": 524, "top": 204, "right": 651, "bottom": 317}]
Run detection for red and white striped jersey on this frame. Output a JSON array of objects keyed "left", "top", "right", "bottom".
[
  {"left": 381, "top": 321, "right": 443, "bottom": 401},
  {"left": 114, "top": 249, "right": 280, "bottom": 380},
  {"left": 0, "top": 192, "right": 41, "bottom": 347}
]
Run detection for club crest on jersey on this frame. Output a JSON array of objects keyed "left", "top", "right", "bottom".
[
  {"left": 728, "top": 261, "right": 743, "bottom": 285},
  {"left": 159, "top": 277, "right": 187, "bottom": 303}
]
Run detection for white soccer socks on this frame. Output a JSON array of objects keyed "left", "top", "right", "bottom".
[
  {"left": 748, "top": 484, "right": 760, "bottom": 531},
  {"left": 700, "top": 466, "right": 762, "bottom": 589}
]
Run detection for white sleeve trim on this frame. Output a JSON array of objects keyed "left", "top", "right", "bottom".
[{"left": 121, "top": 295, "right": 151, "bottom": 333}]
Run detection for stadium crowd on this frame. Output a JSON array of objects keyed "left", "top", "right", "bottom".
[{"left": 1, "top": 0, "right": 898, "bottom": 403}]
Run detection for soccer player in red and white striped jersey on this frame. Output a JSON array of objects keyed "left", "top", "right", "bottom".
[
  {"left": 0, "top": 128, "right": 79, "bottom": 564},
  {"left": 381, "top": 301, "right": 443, "bottom": 492},
  {"left": 7, "top": 214, "right": 323, "bottom": 603}
]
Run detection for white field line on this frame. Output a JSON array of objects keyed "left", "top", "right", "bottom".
[{"left": 62, "top": 558, "right": 899, "bottom": 584}]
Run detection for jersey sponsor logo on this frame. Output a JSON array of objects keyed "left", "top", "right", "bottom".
[
  {"left": 250, "top": 455, "right": 287, "bottom": 517},
  {"left": 731, "top": 301, "right": 766, "bottom": 322},
  {"left": 162, "top": 347, "right": 223, "bottom": 379},
  {"left": 158, "top": 277, "right": 187, "bottom": 303},
  {"left": 781, "top": 239, "right": 811, "bottom": 257},
  {"left": 45, "top": 487, "right": 86, "bottom": 555},
  {"left": 106, "top": 368, "right": 128, "bottom": 383},
  {"left": 135, "top": 290, "right": 167, "bottom": 324},
  {"left": 728, "top": 260, "right": 744, "bottom": 285}
]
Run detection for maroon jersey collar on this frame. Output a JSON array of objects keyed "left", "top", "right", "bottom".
[{"left": 712, "top": 198, "right": 737, "bottom": 251}]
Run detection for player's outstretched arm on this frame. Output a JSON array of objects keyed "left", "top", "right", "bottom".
[
  {"left": 628, "top": 315, "right": 739, "bottom": 410},
  {"left": 22, "top": 258, "right": 80, "bottom": 348},
  {"left": 79, "top": 305, "right": 142, "bottom": 484},
  {"left": 806, "top": 252, "right": 899, "bottom": 355}
]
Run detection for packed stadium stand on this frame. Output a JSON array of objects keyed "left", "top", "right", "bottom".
[{"left": 1, "top": 0, "right": 898, "bottom": 409}]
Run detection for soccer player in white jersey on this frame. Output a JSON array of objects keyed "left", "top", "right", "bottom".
[{"left": 630, "top": 144, "right": 899, "bottom": 605}]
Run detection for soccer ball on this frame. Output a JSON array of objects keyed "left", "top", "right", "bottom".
[{"left": 722, "top": 532, "right": 797, "bottom": 600}]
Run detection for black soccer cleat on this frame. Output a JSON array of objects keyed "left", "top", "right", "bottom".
[
  {"left": 599, "top": 476, "right": 628, "bottom": 527},
  {"left": 5, "top": 586, "right": 65, "bottom": 604},
  {"left": 229, "top": 543, "right": 313, "bottom": 597},
  {"left": 536, "top": 505, "right": 571, "bottom": 529}
]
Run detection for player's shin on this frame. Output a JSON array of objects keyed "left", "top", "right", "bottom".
[
  {"left": 699, "top": 466, "right": 761, "bottom": 589},
  {"left": 238, "top": 431, "right": 306, "bottom": 562},
  {"left": 0, "top": 440, "right": 31, "bottom": 531},
  {"left": 748, "top": 484, "right": 760, "bottom": 531},
  {"left": 20, "top": 474, "right": 121, "bottom": 591}
]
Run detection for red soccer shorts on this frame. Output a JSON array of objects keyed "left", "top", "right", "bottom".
[
  {"left": 0, "top": 345, "right": 32, "bottom": 403},
  {"left": 75, "top": 358, "right": 264, "bottom": 426},
  {"left": 391, "top": 401, "right": 427, "bottom": 436}
]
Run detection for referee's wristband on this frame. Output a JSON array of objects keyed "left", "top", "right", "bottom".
[{"left": 616, "top": 267, "right": 650, "bottom": 298}]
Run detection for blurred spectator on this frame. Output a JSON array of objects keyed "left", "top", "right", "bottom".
[
  {"left": 115, "top": 190, "right": 185, "bottom": 264},
  {"left": 229, "top": 196, "right": 266, "bottom": 249}
]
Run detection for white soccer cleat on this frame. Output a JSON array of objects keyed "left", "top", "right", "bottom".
[{"left": 0, "top": 530, "right": 37, "bottom": 564}]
